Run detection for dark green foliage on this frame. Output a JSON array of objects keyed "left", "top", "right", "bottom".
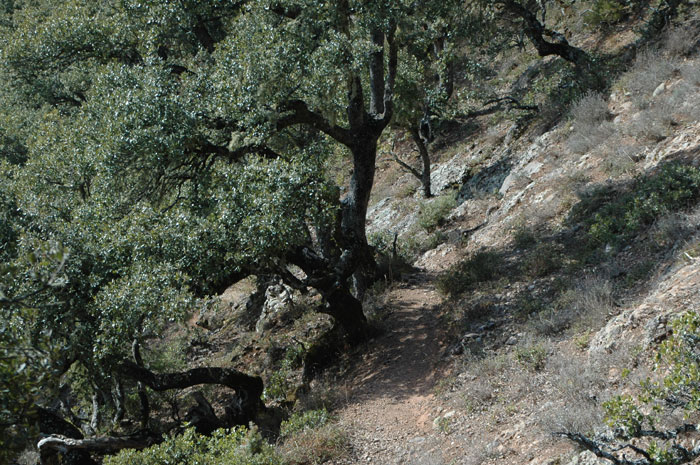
[
  {"left": 565, "top": 311, "right": 700, "bottom": 465},
  {"left": 105, "top": 427, "right": 281, "bottom": 465},
  {"left": 368, "top": 231, "right": 415, "bottom": 279},
  {"left": 418, "top": 193, "right": 457, "bottom": 232},
  {"left": 571, "top": 163, "right": 700, "bottom": 247},
  {"left": 279, "top": 409, "right": 331, "bottom": 439},
  {"left": 512, "top": 224, "right": 538, "bottom": 250},
  {"left": 263, "top": 345, "right": 307, "bottom": 404},
  {"left": 437, "top": 250, "right": 503, "bottom": 297},
  {"left": 515, "top": 342, "right": 548, "bottom": 372},
  {"left": 521, "top": 242, "right": 562, "bottom": 278},
  {"left": 584, "top": 0, "right": 632, "bottom": 27}
]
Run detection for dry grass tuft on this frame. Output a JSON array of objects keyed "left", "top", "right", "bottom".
[
  {"left": 278, "top": 424, "right": 351, "bottom": 465},
  {"left": 623, "top": 49, "right": 676, "bottom": 109}
]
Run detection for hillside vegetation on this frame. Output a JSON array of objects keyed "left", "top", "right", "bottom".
[{"left": 2, "top": 1, "right": 700, "bottom": 464}]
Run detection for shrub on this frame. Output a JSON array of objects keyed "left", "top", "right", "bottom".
[
  {"left": 566, "top": 91, "right": 613, "bottom": 154},
  {"left": 369, "top": 231, "right": 410, "bottom": 265},
  {"left": 623, "top": 99, "right": 676, "bottom": 141},
  {"left": 436, "top": 250, "right": 503, "bottom": 297},
  {"left": 584, "top": 0, "right": 630, "bottom": 27},
  {"left": 681, "top": 61, "right": 700, "bottom": 87},
  {"left": 515, "top": 340, "right": 548, "bottom": 372},
  {"left": 562, "top": 311, "right": 700, "bottom": 465},
  {"left": 105, "top": 427, "right": 281, "bottom": 465},
  {"left": 577, "top": 164, "right": 700, "bottom": 247},
  {"left": 511, "top": 220, "right": 538, "bottom": 250},
  {"left": 623, "top": 49, "right": 675, "bottom": 109},
  {"left": 567, "top": 121, "right": 615, "bottom": 155},
  {"left": 263, "top": 345, "right": 305, "bottom": 404},
  {"left": 602, "top": 144, "right": 637, "bottom": 177},
  {"left": 280, "top": 409, "right": 331, "bottom": 439},
  {"left": 521, "top": 242, "right": 562, "bottom": 278},
  {"left": 570, "top": 92, "right": 609, "bottom": 129},
  {"left": 418, "top": 192, "right": 456, "bottom": 232},
  {"left": 529, "top": 278, "right": 613, "bottom": 335},
  {"left": 663, "top": 23, "right": 700, "bottom": 57},
  {"left": 542, "top": 353, "right": 611, "bottom": 435}
]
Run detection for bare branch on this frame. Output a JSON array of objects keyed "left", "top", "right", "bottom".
[
  {"left": 38, "top": 433, "right": 159, "bottom": 455},
  {"left": 554, "top": 432, "right": 638, "bottom": 465}
]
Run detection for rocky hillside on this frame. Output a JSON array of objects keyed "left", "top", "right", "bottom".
[{"left": 350, "top": 16, "right": 700, "bottom": 465}]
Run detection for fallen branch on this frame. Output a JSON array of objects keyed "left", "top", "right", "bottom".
[
  {"left": 555, "top": 428, "right": 700, "bottom": 465},
  {"left": 38, "top": 433, "right": 160, "bottom": 455}
]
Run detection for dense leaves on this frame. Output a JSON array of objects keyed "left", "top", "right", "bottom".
[
  {"left": 0, "top": 0, "right": 480, "bottom": 459},
  {"left": 105, "top": 426, "right": 282, "bottom": 465}
]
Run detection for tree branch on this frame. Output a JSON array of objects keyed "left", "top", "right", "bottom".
[
  {"left": 369, "top": 28, "right": 386, "bottom": 116},
  {"left": 381, "top": 23, "right": 398, "bottom": 125},
  {"left": 452, "top": 96, "right": 538, "bottom": 121},
  {"left": 554, "top": 432, "right": 632, "bottom": 465},
  {"left": 392, "top": 152, "right": 422, "bottom": 180},
  {"left": 38, "top": 433, "right": 160, "bottom": 456},
  {"left": 278, "top": 100, "right": 353, "bottom": 146},
  {"left": 117, "top": 362, "right": 264, "bottom": 409},
  {"left": 496, "top": 0, "right": 591, "bottom": 69}
]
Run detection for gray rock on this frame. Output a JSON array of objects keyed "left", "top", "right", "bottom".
[
  {"left": 653, "top": 82, "right": 666, "bottom": 97},
  {"left": 523, "top": 160, "right": 544, "bottom": 176},
  {"left": 644, "top": 314, "right": 669, "bottom": 345},
  {"left": 431, "top": 152, "right": 472, "bottom": 194},
  {"left": 457, "top": 158, "right": 512, "bottom": 203},
  {"left": 566, "top": 451, "right": 608, "bottom": 465},
  {"left": 255, "top": 282, "right": 297, "bottom": 333}
]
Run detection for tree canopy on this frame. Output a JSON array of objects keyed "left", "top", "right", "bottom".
[{"left": 0, "top": 0, "right": 481, "bottom": 459}]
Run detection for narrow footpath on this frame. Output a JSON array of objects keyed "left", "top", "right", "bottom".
[{"left": 335, "top": 273, "right": 467, "bottom": 465}]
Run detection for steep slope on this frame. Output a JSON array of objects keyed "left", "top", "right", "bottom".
[{"left": 349, "top": 28, "right": 700, "bottom": 465}]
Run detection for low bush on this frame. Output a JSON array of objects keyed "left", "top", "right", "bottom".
[
  {"left": 572, "top": 164, "right": 700, "bottom": 248},
  {"left": 521, "top": 242, "right": 562, "bottom": 278},
  {"left": 567, "top": 121, "right": 615, "bottom": 155},
  {"left": 529, "top": 278, "right": 613, "bottom": 335},
  {"left": 584, "top": 0, "right": 630, "bottom": 27},
  {"left": 622, "top": 49, "right": 675, "bottom": 109},
  {"left": 663, "top": 23, "right": 700, "bottom": 57},
  {"left": 569, "top": 92, "right": 609, "bottom": 129},
  {"left": 561, "top": 311, "right": 700, "bottom": 465},
  {"left": 515, "top": 340, "right": 548, "bottom": 372},
  {"left": 105, "top": 427, "right": 281, "bottom": 465},
  {"left": 418, "top": 192, "right": 456, "bottom": 232},
  {"left": 280, "top": 409, "right": 331, "bottom": 439},
  {"left": 566, "top": 92, "right": 613, "bottom": 155},
  {"left": 623, "top": 100, "right": 676, "bottom": 141},
  {"left": 512, "top": 223, "right": 538, "bottom": 250},
  {"left": 263, "top": 345, "right": 305, "bottom": 404},
  {"left": 681, "top": 61, "right": 700, "bottom": 87}
]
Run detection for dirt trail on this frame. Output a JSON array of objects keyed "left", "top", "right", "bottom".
[{"left": 336, "top": 273, "right": 466, "bottom": 465}]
